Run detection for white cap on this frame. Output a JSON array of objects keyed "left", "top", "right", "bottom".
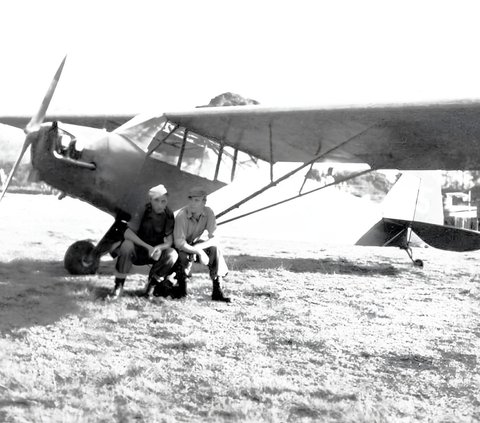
[{"left": 148, "top": 184, "right": 168, "bottom": 198}]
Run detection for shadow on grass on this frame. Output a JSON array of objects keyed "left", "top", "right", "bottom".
[
  {"left": 225, "top": 254, "right": 400, "bottom": 276},
  {"left": 90, "top": 286, "right": 151, "bottom": 301},
  {"left": 0, "top": 252, "right": 398, "bottom": 331},
  {"left": 0, "top": 258, "right": 114, "bottom": 332}
]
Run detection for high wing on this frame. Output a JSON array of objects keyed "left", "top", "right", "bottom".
[
  {"left": 0, "top": 114, "right": 134, "bottom": 132},
  {"left": 4, "top": 100, "right": 480, "bottom": 171},
  {"left": 164, "top": 101, "right": 480, "bottom": 170}
]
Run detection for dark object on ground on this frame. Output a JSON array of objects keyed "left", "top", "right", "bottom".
[{"left": 64, "top": 240, "right": 99, "bottom": 274}]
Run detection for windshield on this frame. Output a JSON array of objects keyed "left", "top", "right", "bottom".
[{"left": 116, "top": 115, "right": 260, "bottom": 183}]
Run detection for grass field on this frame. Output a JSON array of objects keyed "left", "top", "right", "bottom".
[{"left": 0, "top": 194, "right": 479, "bottom": 422}]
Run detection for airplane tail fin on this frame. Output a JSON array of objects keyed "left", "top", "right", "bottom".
[
  {"left": 356, "top": 172, "right": 480, "bottom": 252},
  {"left": 381, "top": 171, "right": 443, "bottom": 225},
  {"left": 356, "top": 171, "right": 443, "bottom": 248}
]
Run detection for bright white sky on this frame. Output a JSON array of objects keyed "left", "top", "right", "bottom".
[{"left": 1, "top": 0, "right": 480, "bottom": 115}]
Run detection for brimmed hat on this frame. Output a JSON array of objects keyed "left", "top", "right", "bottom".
[
  {"left": 188, "top": 186, "right": 208, "bottom": 198},
  {"left": 148, "top": 184, "right": 168, "bottom": 198}
]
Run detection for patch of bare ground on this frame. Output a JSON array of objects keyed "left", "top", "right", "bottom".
[{"left": 0, "top": 194, "right": 479, "bottom": 422}]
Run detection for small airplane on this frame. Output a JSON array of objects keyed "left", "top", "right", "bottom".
[
  {"left": 356, "top": 171, "right": 480, "bottom": 266},
  {"left": 2, "top": 56, "right": 480, "bottom": 274}
]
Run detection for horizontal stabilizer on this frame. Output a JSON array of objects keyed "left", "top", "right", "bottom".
[
  {"left": 357, "top": 218, "right": 480, "bottom": 252},
  {"left": 407, "top": 219, "right": 480, "bottom": 252},
  {"left": 356, "top": 218, "right": 410, "bottom": 248}
]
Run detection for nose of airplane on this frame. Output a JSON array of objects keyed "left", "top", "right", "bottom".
[{"left": 0, "top": 56, "right": 67, "bottom": 202}]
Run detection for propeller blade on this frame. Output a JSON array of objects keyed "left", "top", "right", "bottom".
[
  {"left": 0, "top": 136, "right": 32, "bottom": 202},
  {"left": 25, "top": 55, "right": 67, "bottom": 133},
  {"left": 0, "top": 56, "right": 67, "bottom": 203}
]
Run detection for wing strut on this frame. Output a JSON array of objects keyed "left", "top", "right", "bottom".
[
  {"left": 299, "top": 143, "right": 323, "bottom": 194},
  {"left": 147, "top": 123, "right": 180, "bottom": 157},
  {"left": 269, "top": 123, "right": 274, "bottom": 182},
  {"left": 216, "top": 123, "right": 377, "bottom": 220},
  {"left": 177, "top": 129, "right": 188, "bottom": 168},
  {"left": 231, "top": 149, "right": 239, "bottom": 182},
  {"left": 217, "top": 168, "right": 372, "bottom": 225},
  {"left": 214, "top": 142, "right": 224, "bottom": 181}
]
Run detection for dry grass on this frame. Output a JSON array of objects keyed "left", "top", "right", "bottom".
[{"left": 0, "top": 194, "right": 479, "bottom": 422}]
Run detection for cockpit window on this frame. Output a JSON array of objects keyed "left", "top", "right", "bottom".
[
  {"left": 148, "top": 121, "right": 259, "bottom": 183},
  {"left": 115, "top": 115, "right": 261, "bottom": 182},
  {"left": 149, "top": 121, "right": 185, "bottom": 166}
]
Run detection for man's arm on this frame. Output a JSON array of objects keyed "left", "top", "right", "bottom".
[
  {"left": 174, "top": 209, "right": 218, "bottom": 265},
  {"left": 176, "top": 239, "right": 210, "bottom": 265},
  {"left": 149, "top": 234, "right": 173, "bottom": 260},
  {"left": 155, "top": 234, "right": 173, "bottom": 250},
  {"left": 124, "top": 228, "right": 154, "bottom": 255},
  {"left": 192, "top": 236, "right": 217, "bottom": 251},
  {"left": 125, "top": 229, "right": 173, "bottom": 260},
  {"left": 175, "top": 238, "right": 202, "bottom": 255},
  {"left": 193, "top": 208, "right": 218, "bottom": 251},
  {"left": 173, "top": 212, "right": 207, "bottom": 259},
  {"left": 157, "top": 210, "right": 174, "bottom": 251}
]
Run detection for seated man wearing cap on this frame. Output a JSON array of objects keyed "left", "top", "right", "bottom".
[
  {"left": 111, "top": 184, "right": 178, "bottom": 298},
  {"left": 172, "top": 186, "right": 231, "bottom": 302}
]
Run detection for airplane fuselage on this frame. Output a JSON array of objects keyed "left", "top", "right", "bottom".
[{"left": 30, "top": 121, "right": 226, "bottom": 223}]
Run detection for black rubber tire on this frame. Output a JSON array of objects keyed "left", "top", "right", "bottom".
[
  {"left": 64, "top": 240, "right": 99, "bottom": 275},
  {"left": 414, "top": 259, "right": 424, "bottom": 268}
]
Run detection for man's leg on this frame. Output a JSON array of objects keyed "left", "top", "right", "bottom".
[
  {"left": 145, "top": 248, "right": 178, "bottom": 298},
  {"left": 204, "top": 246, "right": 231, "bottom": 303},
  {"left": 149, "top": 248, "right": 178, "bottom": 280},
  {"left": 172, "top": 250, "right": 194, "bottom": 298},
  {"left": 112, "top": 240, "right": 136, "bottom": 298}
]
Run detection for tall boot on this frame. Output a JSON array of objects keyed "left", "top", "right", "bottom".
[
  {"left": 212, "top": 277, "right": 231, "bottom": 303},
  {"left": 143, "top": 276, "right": 158, "bottom": 298},
  {"left": 150, "top": 277, "right": 174, "bottom": 298},
  {"left": 172, "top": 275, "right": 188, "bottom": 299},
  {"left": 111, "top": 277, "right": 125, "bottom": 299}
]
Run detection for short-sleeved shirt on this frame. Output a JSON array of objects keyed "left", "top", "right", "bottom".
[
  {"left": 174, "top": 206, "right": 217, "bottom": 250},
  {"left": 130, "top": 204, "right": 175, "bottom": 246}
]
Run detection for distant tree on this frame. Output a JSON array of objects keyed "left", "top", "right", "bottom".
[
  {"left": 441, "top": 171, "right": 474, "bottom": 192},
  {"left": 197, "top": 92, "right": 260, "bottom": 108},
  {"left": 305, "top": 168, "right": 321, "bottom": 181},
  {"left": 304, "top": 166, "right": 396, "bottom": 202}
]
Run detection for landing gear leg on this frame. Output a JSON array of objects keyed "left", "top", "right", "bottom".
[
  {"left": 64, "top": 219, "right": 128, "bottom": 275},
  {"left": 381, "top": 225, "right": 424, "bottom": 268},
  {"left": 401, "top": 246, "right": 424, "bottom": 268}
]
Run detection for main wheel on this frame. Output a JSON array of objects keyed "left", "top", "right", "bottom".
[{"left": 64, "top": 240, "right": 100, "bottom": 275}]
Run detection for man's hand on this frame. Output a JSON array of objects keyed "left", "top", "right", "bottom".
[
  {"left": 150, "top": 245, "right": 163, "bottom": 261},
  {"left": 197, "top": 250, "right": 209, "bottom": 265}
]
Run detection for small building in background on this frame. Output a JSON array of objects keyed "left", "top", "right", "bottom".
[{"left": 443, "top": 191, "right": 478, "bottom": 230}]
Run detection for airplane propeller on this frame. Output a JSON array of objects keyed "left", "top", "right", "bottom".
[{"left": 0, "top": 55, "right": 67, "bottom": 202}]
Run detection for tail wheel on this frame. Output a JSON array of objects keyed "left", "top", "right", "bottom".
[
  {"left": 413, "top": 259, "right": 424, "bottom": 267},
  {"left": 64, "top": 240, "right": 99, "bottom": 275}
]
